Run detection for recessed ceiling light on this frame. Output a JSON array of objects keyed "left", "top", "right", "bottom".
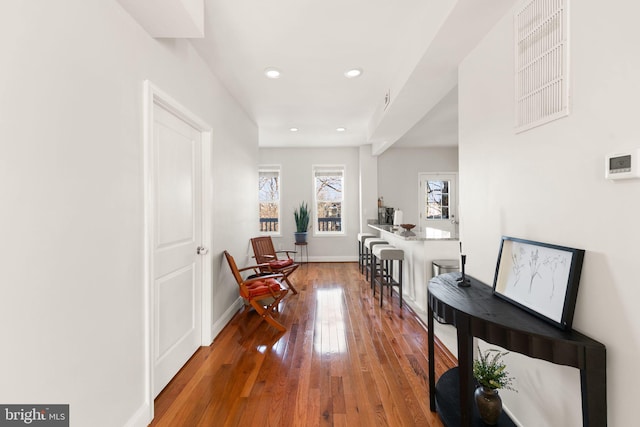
[
  {"left": 289, "top": 127, "right": 299, "bottom": 132},
  {"left": 264, "top": 67, "right": 281, "bottom": 79},
  {"left": 344, "top": 68, "right": 362, "bottom": 78},
  {"left": 336, "top": 127, "right": 347, "bottom": 132}
]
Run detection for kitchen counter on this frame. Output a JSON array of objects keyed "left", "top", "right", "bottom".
[
  {"left": 368, "top": 224, "right": 458, "bottom": 241},
  {"left": 366, "top": 223, "right": 460, "bottom": 351}
]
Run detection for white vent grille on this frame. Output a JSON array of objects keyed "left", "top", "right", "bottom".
[{"left": 515, "top": 0, "right": 569, "bottom": 132}]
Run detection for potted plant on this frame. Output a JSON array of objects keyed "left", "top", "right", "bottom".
[
  {"left": 294, "top": 202, "right": 310, "bottom": 243},
  {"left": 472, "top": 347, "right": 516, "bottom": 425}
]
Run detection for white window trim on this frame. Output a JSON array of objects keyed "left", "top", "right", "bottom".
[{"left": 312, "top": 164, "right": 346, "bottom": 236}]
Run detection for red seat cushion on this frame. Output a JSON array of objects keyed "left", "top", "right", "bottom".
[
  {"left": 241, "top": 278, "right": 282, "bottom": 299},
  {"left": 269, "top": 259, "right": 293, "bottom": 269}
]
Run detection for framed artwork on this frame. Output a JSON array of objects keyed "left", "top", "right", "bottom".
[{"left": 493, "top": 236, "right": 585, "bottom": 330}]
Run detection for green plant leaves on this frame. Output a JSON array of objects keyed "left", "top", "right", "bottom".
[
  {"left": 472, "top": 347, "right": 517, "bottom": 392},
  {"left": 294, "top": 202, "right": 310, "bottom": 232}
]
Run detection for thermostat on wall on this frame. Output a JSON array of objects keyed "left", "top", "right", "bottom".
[{"left": 605, "top": 149, "right": 640, "bottom": 180}]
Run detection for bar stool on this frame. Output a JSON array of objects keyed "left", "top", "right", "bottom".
[
  {"left": 357, "top": 233, "right": 377, "bottom": 274},
  {"left": 364, "top": 238, "right": 388, "bottom": 281},
  {"left": 372, "top": 246, "right": 404, "bottom": 308},
  {"left": 369, "top": 243, "right": 395, "bottom": 291}
]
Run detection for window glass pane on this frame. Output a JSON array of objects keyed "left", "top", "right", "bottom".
[
  {"left": 314, "top": 168, "right": 344, "bottom": 233},
  {"left": 259, "top": 169, "right": 280, "bottom": 233},
  {"left": 259, "top": 173, "right": 279, "bottom": 202},
  {"left": 317, "top": 202, "right": 342, "bottom": 231},
  {"left": 426, "top": 179, "right": 450, "bottom": 219},
  {"left": 315, "top": 175, "right": 343, "bottom": 201},
  {"left": 427, "top": 203, "right": 442, "bottom": 219},
  {"left": 259, "top": 202, "right": 279, "bottom": 232}
]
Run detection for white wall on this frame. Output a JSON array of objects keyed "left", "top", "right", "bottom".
[
  {"left": 378, "top": 147, "right": 459, "bottom": 225},
  {"left": 359, "top": 145, "right": 379, "bottom": 232},
  {"left": 259, "top": 147, "right": 360, "bottom": 261},
  {"left": 0, "top": 1, "right": 257, "bottom": 426},
  {"left": 458, "top": 1, "right": 640, "bottom": 425}
]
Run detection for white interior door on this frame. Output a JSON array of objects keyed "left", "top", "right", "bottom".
[
  {"left": 152, "top": 103, "right": 203, "bottom": 397},
  {"left": 418, "top": 172, "right": 458, "bottom": 236}
]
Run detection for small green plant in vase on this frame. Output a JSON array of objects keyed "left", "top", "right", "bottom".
[
  {"left": 294, "top": 202, "right": 310, "bottom": 243},
  {"left": 472, "top": 347, "right": 516, "bottom": 425}
]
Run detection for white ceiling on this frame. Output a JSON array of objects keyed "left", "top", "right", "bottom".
[
  {"left": 119, "top": 0, "right": 517, "bottom": 152},
  {"left": 393, "top": 86, "right": 459, "bottom": 149}
]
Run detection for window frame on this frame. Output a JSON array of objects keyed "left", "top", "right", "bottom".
[
  {"left": 418, "top": 172, "right": 458, "bottom": 236},
  {"left": 258, "top": 165, "right": 282, "bottom": 236},
  {"left": 312, "top": 164, "right": 345, "bottom": 236}
]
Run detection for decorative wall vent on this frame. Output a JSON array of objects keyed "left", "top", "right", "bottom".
[{"left": 515, "top": 0, "right": 569, "bottom": 132}]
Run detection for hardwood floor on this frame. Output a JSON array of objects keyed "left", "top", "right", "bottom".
[{"left": 150, "top": 262, "right": 456, "bottom": 427}]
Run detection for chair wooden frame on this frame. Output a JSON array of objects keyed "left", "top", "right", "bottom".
[
  {"left": 224, "top": 250, "right": 288, "bottom": 332},
  {"left": 250, "top": 236, "right": 300, "bottom": 294}
]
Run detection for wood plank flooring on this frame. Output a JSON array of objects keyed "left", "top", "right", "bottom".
[{"left": 150, "top": 262, "right": 456, "bottom": 427}]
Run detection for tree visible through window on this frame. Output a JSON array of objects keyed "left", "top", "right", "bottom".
[
  {"left": 419, "top": 172, "right": 458, "bottom": 235},
  {"left": 314, "top": 166, "right": 344, "bottom": 233},
  {"left": 259, "top": 168, "right": 280, "bottom": 234},
  {"left": 426, "top": 180, "right": 450, "bottom": 219}
]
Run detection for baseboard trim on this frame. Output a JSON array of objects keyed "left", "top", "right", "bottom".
[
  {"left": 123, "top": 402, "right": 151, "bottom": 427},
  {"left": 306, "top": 256, "right": 358, "bottom": 263},
  {"left": 209, "top": 297, "right": 243, "bottom": 343}
]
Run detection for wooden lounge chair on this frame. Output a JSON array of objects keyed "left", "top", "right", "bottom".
[
  {"left": 223, "top": 250, "right": 288, "bottom": 332},
  {"left": 250, "top": 236, "right": 300, "bottom": 294}
]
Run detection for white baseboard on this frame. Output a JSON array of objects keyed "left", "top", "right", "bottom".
[
  {"left": 209, "top": 297, "right": 243, "bottom": 343},
  {"left": 123, "top": 402, "right": 151, "bottom": 427},
  {"left": 503, "top": 405, "right": 523, "bottom": 426},
  {"left": 305, "top": 256, "right": 357, "bottom": 263}
]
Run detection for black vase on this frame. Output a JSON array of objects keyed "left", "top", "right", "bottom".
[{"left": 474, "top": 386, "right": 502, "bottom": 425}]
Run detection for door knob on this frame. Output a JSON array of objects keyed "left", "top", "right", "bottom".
[{"left": 197, "top": 246, "right": 209, "bottom": 255}]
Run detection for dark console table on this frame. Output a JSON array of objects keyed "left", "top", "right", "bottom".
[{"left": 427, "top": 273, "right": 606, "bottom": 426}]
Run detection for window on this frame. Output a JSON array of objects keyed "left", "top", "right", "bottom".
[
  {"left": 418, "top": 172, "right": 458, "bottom": 235},
  {"left": 313, "top": 165, "right": 344, "bottom": 234},
  {"left": 258, "top": 167, "right": 280, "bottom": 235},
  {"left": 426, "top": 180, "right": 450, "bottom": 219}
]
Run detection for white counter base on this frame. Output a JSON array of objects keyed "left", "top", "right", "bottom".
[{"left": 368, "top": 224, "right": 460, "bottom": 356}]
